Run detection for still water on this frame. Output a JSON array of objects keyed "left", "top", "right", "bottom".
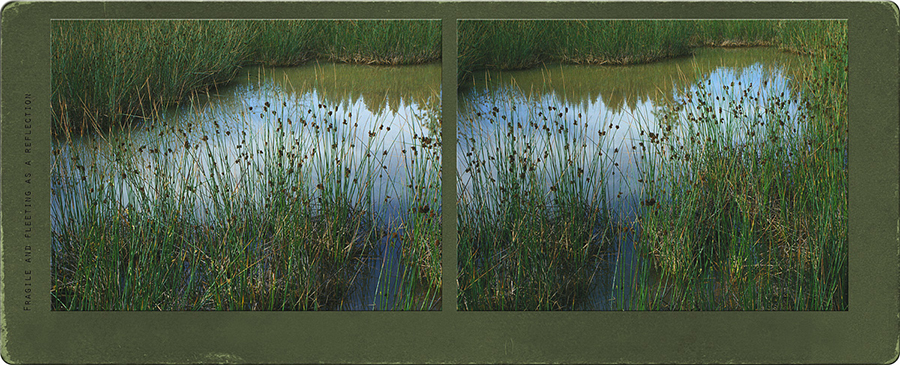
[
  {"left": 457, "top": 47, "right": 808, "bottom": 309},
  {"left": 53, "top": 62, "right": 441, "bottom": 310}
]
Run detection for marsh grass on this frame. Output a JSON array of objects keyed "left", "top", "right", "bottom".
[
  {"left": 619, "top": 22, "right": 848, "bottom": 310},
  {"left": 458, "top": 20, "right": 847, "bottom": 310},
  {"left": 457, "top": 77, "right": 618, "bottom": 310},
  {"left": 369, "top": 97, "right": 443, "bottom": 310},
  {"left": 692, "top": 20, "right": 778, "bottom": 47},
  {"left": 52, "top": 20, "right": 441, "bottom": 133},
  {"left": 52, "top": 67, "right": 442, "bottom": 310},
  {"left": 459, "top": 20, "right": 787, "bottom": 85}
]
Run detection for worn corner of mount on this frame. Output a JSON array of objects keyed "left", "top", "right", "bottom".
[{"left": 1, "top": 1, "right": 35, "bottom": 22}]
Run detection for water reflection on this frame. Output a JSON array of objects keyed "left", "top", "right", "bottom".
[{"left": 460, "top": 47, "right": 803, "bottom": 115}]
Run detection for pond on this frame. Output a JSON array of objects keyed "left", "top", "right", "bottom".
[
  {"left": 52, "top": 62, "right": 441, "bottom": 310},
  {"left": 457, "top": 47, "right": 810, "bottom": 310}
]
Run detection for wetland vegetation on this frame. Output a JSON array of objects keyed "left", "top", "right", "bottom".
[
  {"left": 457, "top": 20, "right": 847, "bottom": 310},
  {"left": 51, "top": 20, "right": 441, "bottom": 310},
  {"left": 52, "top": 20, "right": 441, "bottom": 132}
]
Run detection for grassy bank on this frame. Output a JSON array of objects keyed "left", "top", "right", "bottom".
[
  {"left": 458, "top": 20, "right": 787, "bottom": 85},
  {"left": 457, "top": 20, "right": 847, "bottom": 310},
  {"left": 52, "top": 20, "right": 441, "bottom": 132}
]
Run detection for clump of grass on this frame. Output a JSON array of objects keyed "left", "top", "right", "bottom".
[
  {"left": 52, "top": 20, "right": 441, "bottom": 133},
  {"left": 52, "top": 20, "right": 254, "bottom": 133},
  {"left": 457, "top": 81, "right": 614, "bottom": 310},
  {"left": 631, "top": 22, "right": 847, "bottom": 310}
]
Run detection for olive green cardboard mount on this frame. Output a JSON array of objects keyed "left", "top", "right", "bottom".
[{"left": 1, "top": 2, "right": 897, "bottom": 363}]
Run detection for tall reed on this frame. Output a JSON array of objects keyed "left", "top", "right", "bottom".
[
  {"left": 368, "top": 90, "right": 442, "bottom": 310},
  {"left": 457, "top": 79, "right": 614, "bottom": 310}
]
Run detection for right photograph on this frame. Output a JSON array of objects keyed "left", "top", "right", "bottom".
[{"left": 456, "top": 20, "right": 847, "bottom": 310}]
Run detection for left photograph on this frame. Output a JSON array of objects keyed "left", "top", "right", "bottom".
[{"left": 50, "top": 20, "right": 442, "bottom": 311}]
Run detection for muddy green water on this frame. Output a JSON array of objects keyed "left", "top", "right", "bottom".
[{"left": 457, "top": 47, "right": 809, "bottom": 310}]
